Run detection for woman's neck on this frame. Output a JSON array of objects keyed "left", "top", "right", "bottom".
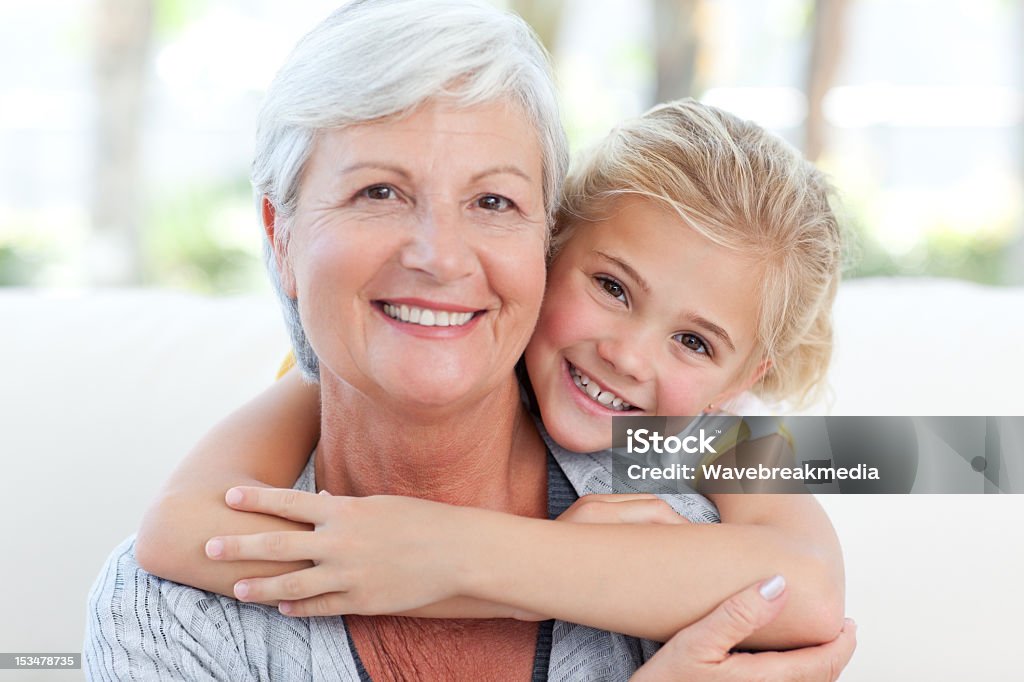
[{"left": 315, "top": 374, "right": 546, "bottom": 513}]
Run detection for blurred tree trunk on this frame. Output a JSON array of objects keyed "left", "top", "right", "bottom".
[
  {"left": 509, "top": 0, "right": 566, "bottom": 54},
  {"left": 90, "top": 0, "right": 153, "bottom": 285},
  {"left": 804, "top": 0, "right": 850, "bottom": 162},
  {"left": 1011, "top": 0, "right": 1024, "bottom": 284},
  {"left": 653, "top": 0, "right": 707, "bottom": 103}
]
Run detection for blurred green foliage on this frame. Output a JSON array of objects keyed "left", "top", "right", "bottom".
[
  {"left": 153, "top": 0, "right": 211, "bottom": 39},
  {"left": 0, "top": 244, "right": 38, "bottom": 286},
  {"left": 141, "top": 177, "right": 266, "bottom": 294},
  {"left": 843, "top": 213, "right": 1015, "bottom": 285}
]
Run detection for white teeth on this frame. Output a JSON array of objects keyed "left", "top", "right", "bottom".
[
  {"left": 382, "top": 304, "right": 475, "bottom": 327},
  {"left": 569, "top": 363, "right": 633, "bottom": 411}
]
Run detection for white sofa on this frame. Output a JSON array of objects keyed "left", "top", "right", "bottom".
[{"left": 2, "top": 278, "right": 1022, "bottom": 681}]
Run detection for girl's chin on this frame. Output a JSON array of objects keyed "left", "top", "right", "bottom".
[{"left": 545, "top": 419, "right": 609, "bottom": 454}]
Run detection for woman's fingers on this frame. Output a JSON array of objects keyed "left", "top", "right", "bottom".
[
  {"left": 206, "top": 530, "right": 316, "bottom": 563},
  {"left": 232, "top": 567, "right": 339, "bottom": 603},
  {"left": 224, "top": 486, "right": 330, "bottom": 523}
]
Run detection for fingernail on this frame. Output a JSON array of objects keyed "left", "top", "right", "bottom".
[
  {"left": 234, "top": 582, "right": 249, "bottom": 599},
  {"left": 225, "top": 488, "right": 243, "bottom": 505},
  {"left": 279, "top": 601, "right": 293, "bottom": 614},
  {"left": 318, "top": 490, "right": 330, "bottom": 496},
  {"left": 759, "top": 574, "right": 786, "bottom": 600},
  {"left": 205, "top": 539, "right": 224, "bottom": 558}
]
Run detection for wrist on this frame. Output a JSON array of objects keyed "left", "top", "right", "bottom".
[{"left": 451, "top": 506, "right": 523, "bottom": 602}]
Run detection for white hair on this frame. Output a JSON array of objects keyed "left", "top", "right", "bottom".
[{"left": 252, "top": 0, "right": 568, "bottom": 381}]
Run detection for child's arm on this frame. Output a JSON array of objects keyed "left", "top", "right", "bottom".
[
  {"left": 212, "top": 474, "right": 844, "bottom": 649},
  {"left": 134, "top": 369, "right": 322, "bottom": 598},
  {"left": 134, "top": 370, "right": 542, "bottom": 620}
]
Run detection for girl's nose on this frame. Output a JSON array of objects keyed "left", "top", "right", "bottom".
[{"left": 596, "top": 333, "right": 654, "bottom": 384}]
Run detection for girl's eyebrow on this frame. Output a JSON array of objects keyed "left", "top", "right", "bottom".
[
  {"left": 686, "top": 314, "right": 736, "bottom": 353},
  {"left": 594, "top": 251, "right": 650, "bottom": 292},
  {"left": 594, "top": 250, "right": 736, "bottom": 353}
]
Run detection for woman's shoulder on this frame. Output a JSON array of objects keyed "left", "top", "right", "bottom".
[{"left": 83, "top": 535, "right": 322, "bottom": 680}]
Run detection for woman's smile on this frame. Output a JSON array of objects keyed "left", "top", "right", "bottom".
[
  {"left": 377, "top": 299, "right": 486, "bottom": 337},
  {"left": 279, "top": 98, "right": 547, "bottom": 413}
]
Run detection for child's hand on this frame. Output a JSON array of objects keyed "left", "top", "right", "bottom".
[
  {"left": 557, "top": 493, "right": 691, "bottom": 525},
  {"left": 204, "top": 487, "right": 474, "bottom": 616}
]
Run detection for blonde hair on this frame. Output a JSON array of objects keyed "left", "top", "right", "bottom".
[{"left": 556, "top": 98, "right": 842, "bottom": 408}]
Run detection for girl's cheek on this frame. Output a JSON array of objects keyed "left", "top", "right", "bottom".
[
  {"left": 545, "top": 286, "right": 603, "bottom": 345},
  {"left": 658, "top": 379, "right": 706, "bottom": 416}
]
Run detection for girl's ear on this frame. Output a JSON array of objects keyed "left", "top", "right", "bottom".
[{"left": 262, "top": 196, "right": 297, "bottom": 298}]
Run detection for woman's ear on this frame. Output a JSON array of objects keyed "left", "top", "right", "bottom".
[{"left": 262, "top": 196, "right": 297, "bottom": 298}]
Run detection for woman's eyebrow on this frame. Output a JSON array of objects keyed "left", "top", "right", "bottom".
[
  {"left": 469, "top": 165, "right": 533, "bottom": 184},
  {"left": 335, "top": 163, "right": 531, "bottom": 184},
  {"left": 594, "top": 251, "right": 650, "bottom": 292},
  {"left": 336, "top": 162, "right": 411, "bottom": 178}
]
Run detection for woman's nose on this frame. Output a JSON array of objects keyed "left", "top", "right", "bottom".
[
  {"left": 399, "top": 205, "right": 479, "bottom": 282},
  {"left": 596, "top": 333, "right": 653, "bottom": 384}
]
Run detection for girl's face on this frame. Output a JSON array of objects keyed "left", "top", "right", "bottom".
[{"left": 524, "top": 195, "right": 765, "bottom": 453}]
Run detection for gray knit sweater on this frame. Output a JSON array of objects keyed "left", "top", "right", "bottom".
[{"left": 84, "top": 427, "right": 719, "bottom": 681}]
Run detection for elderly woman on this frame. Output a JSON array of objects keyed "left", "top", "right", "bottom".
[{"left": 85, "top": 1, "right": 854, "bottom": 679}]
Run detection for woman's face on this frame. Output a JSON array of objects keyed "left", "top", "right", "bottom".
[
  {"left": 275, "top": 99, "right": 547, "bottom": 415},
  {"left": 524, "top": 196, "right": 764, "bottom": 452}
]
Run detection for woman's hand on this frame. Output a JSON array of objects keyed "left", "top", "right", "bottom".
[
  {"left": 205, "top": 486, "right": 477, "bottom": 616},
  {"left": 631, "top": 576, "right": 857, "bottom": 681}
]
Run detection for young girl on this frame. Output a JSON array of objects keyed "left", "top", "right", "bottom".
[{"left": 136, "top": 98, "right": 845, "bottom": 649}]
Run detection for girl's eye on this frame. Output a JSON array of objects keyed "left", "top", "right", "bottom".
[
  {"left": 674, "top": 332, "right": 710, "bottom": 356},
  {"left": 595, "top": 275, "right": 627, "bottom": 303},
  {"left": 477, "top": 194, "right": 514, "bottom": 211},
  {"left": 361, "top": 185, "right": 397, "bottom": 201}
]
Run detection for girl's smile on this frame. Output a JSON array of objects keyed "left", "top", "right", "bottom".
[{"left": 525, "top": 195, "right": 766, "bottom": 453}]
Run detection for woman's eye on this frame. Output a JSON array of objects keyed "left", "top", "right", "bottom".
[
  {"left": 361, "top": 185, "right": 397, "bottom": 200},
  {"left": 477, "top": 194, "right": 514, "bottom": 211},
  {"left": 595, "top": 276, "right": 627, "bottom": 303},
  {"left": 674, "top": 332, "right": 710, "bottom": 356}
]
